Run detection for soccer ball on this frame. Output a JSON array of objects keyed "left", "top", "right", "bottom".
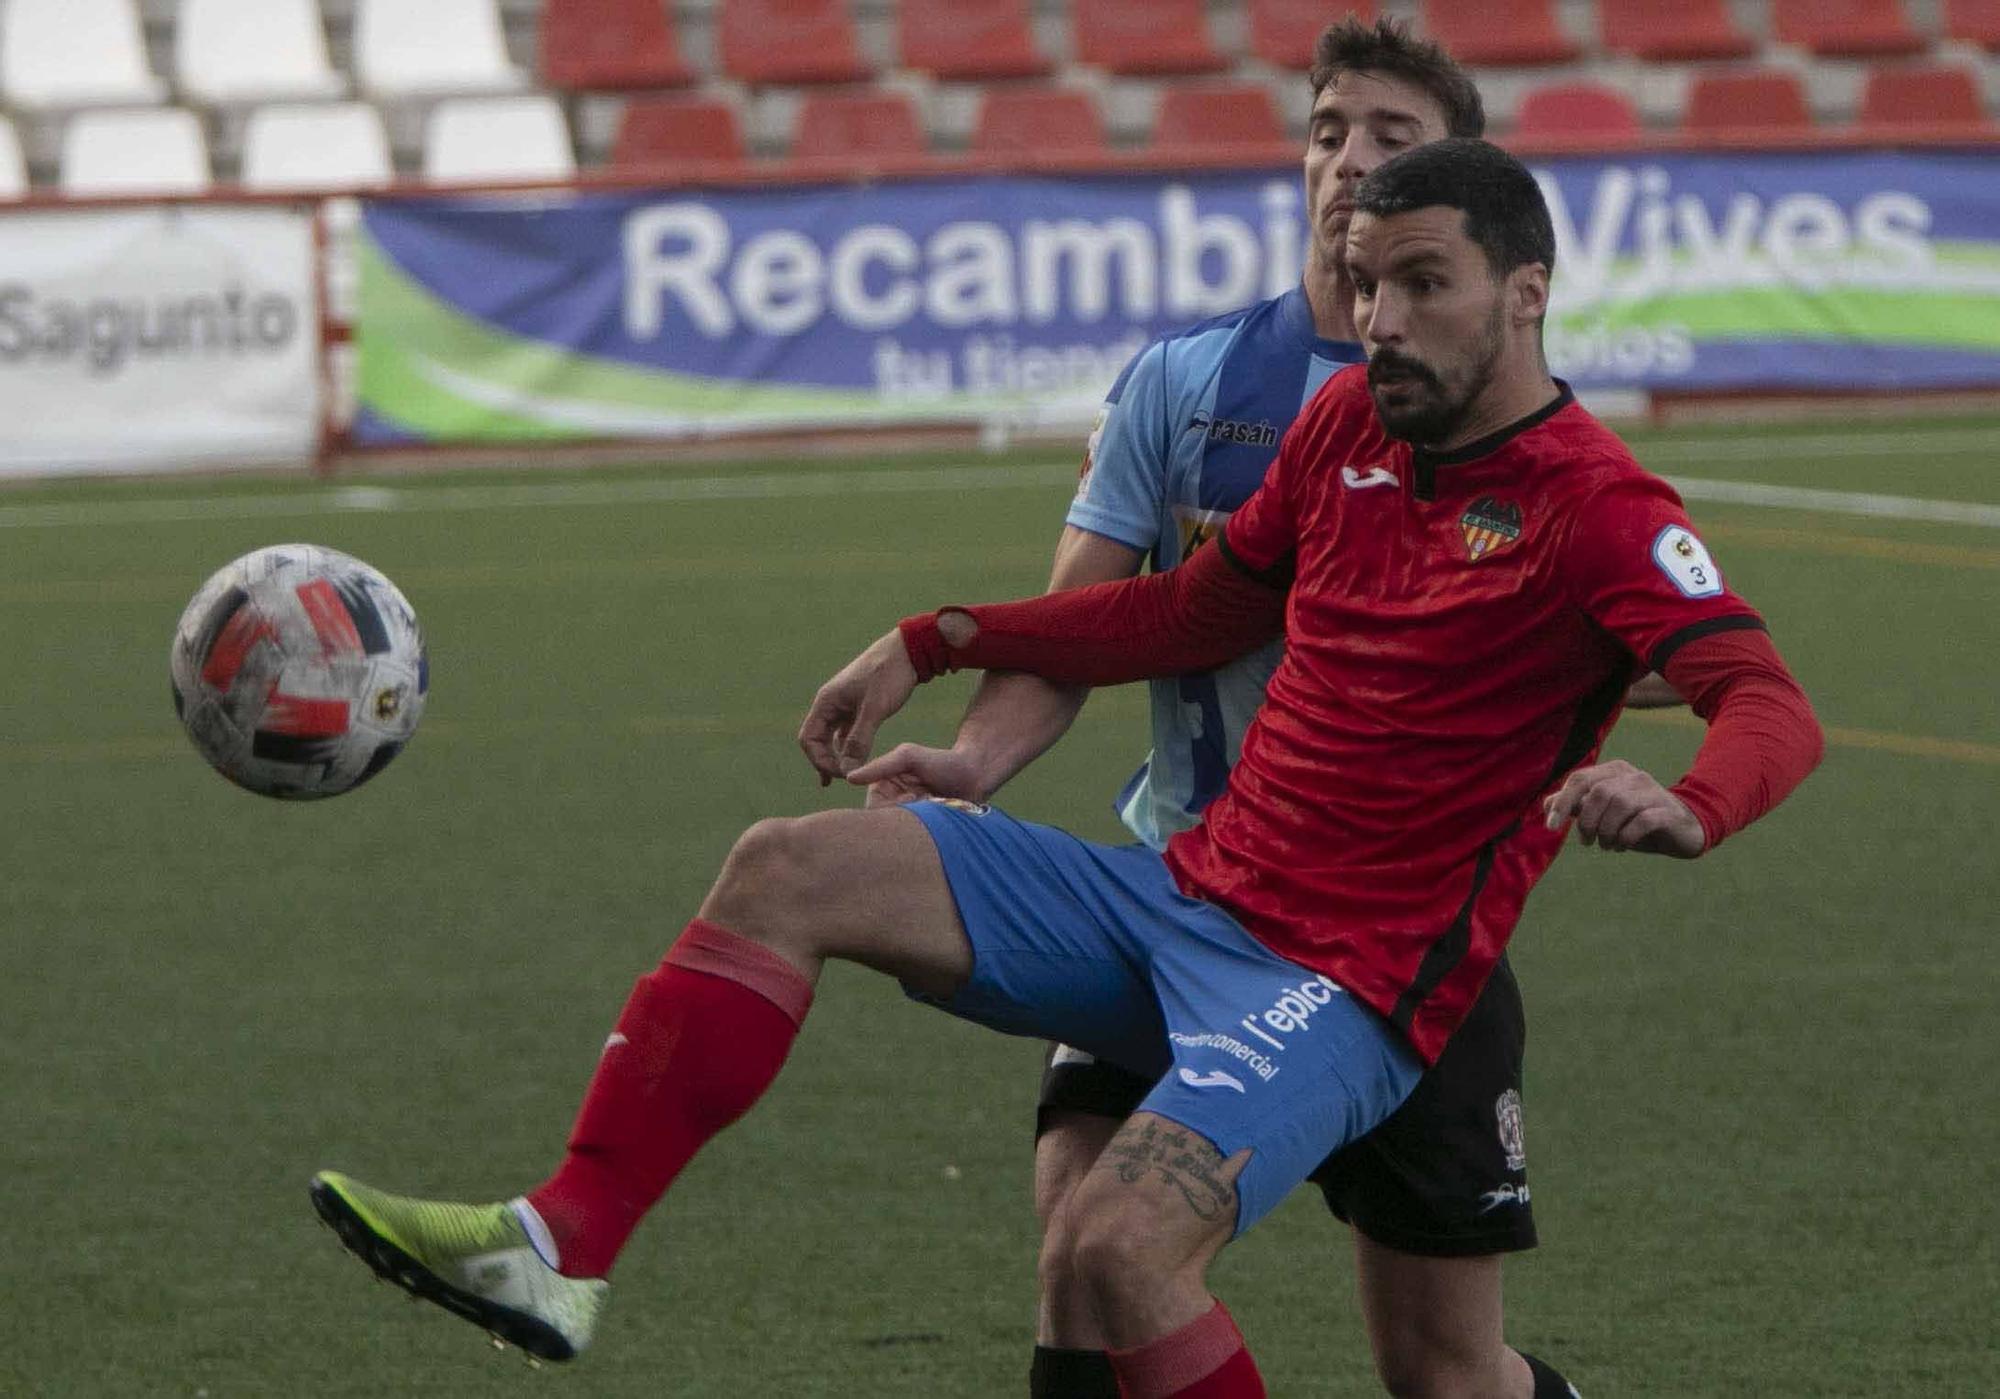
[{"left": 170, "top": 544, "right": 427, "bottom": 799}]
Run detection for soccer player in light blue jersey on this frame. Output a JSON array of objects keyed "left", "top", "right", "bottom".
[{"left": 847, "top": 20, "right": 1607, "bottom": 1399}]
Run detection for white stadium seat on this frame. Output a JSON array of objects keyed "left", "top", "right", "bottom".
[
  {"left": 60, "top": 107, "right": 211, "bottom": 196},
  {"left": 2, "top": 0, "right": 168, "bottom": 110},
  {"left": 0, "top": 118, "right": 26, "bottom": 199},
  {"left": 423, "top": 95, "right": 575, "bottom": 184},
  {"left": 177, "top": 0, "right": 346, "bottom": 105},
  {"left": 241, "top": 102, "right": 393, "bottom": 191},
  {"left": 354, "top": 0, "right": 527, "bottom": 100}
]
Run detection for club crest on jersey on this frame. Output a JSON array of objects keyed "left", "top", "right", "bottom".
[{"left": 1460, "top": 497, "right": 1524, "bottom": 561}]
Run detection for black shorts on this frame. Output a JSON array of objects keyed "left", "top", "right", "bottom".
[{"left": 1036, "top": 955, "right": 1536, "bottom": 1257}]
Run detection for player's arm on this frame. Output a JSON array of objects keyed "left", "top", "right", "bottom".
[
  {"left": 1547, "top": 487, "right": 1823, "bottom": 856},
  {"left": 1545, "top": 628, "right": 1821, "bottom": 855},
  {"left": 798, "top": 540, "right": 1285, "bottom": 785},
  {"left": 850, "top": 529, "right": 1143, "bottom": 805}
]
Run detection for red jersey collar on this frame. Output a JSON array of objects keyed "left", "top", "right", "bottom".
[{"left": 1411, "top": 380, "right": 1575, "bottom": 500}]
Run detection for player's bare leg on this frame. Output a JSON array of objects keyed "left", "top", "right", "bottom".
[
  {"left": 311, "top": 806, "right": 975, "bottom": 1360},
  {"left": 697, "top": 805, "right": 971, "bottom": 993},
  {"left": 1352, "top": 1236, "right": 1532, "bottom": 1398},
  {"left": 1068, "top": 1113, "right": 1242, "bottom": 1343},
  {"left": 1035, "top": 1110, "right": 1123, "bottom": 1354}
]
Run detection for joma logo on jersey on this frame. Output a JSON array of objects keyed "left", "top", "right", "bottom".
[
  {"left": 1460, "top": 497, "right": 1524, "bottom": 561},
  {"left": 1204, "top": 417, "right": 1280, "bottom": 447}
]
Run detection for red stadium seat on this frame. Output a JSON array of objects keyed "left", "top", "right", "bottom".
[
  {"left": 791, "top": 89, "right": 926, "bottom": 160},
  {"left": 718, "top": 0, "right": 869, "bottom": 86},
  {"left": 1597, "top": 0, "right": 1753, "bottom": 62},
  {"left": 1944, "top": 0, "right": 2000, "bottom": 51},
  {"left": 970, "top": 86, "right": 1107, "bottom": 157},
  {"left": 1857, "top": 64, "right": 1992, "bottom": 136},
  {"left": 1247, "top": 0, "right": 1376, "bottom": 71},
  {"left": 540, "top": 0, "right": 696, "bottom": 92},
  {"left": 1772, "top": 0, "right": 1927, "bottom": 58},
  {"left": 1151, "top": 83, "right": 1288, "bottom": 154},
  {"left": 1511, "top": 81, "right": 1642, "bottom": 142},
  {"left": 899, "top": 0, "right": 1049, "bottom": 81},
  {"left": 610, "top": 94, "right": 747, "bottom": 169},
  {"left": 1421, "top": 0, "right": 1579, "bottom": 67},
  {"left": 1072, "top": 0, "right": 1228, "bottom": 77},
  {"left": 1681, "top": 69, "right": 1812, "bottom": 136}
]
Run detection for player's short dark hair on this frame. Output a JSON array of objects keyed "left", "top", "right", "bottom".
[
  {"left": 1353, "top": 138, "right": 1557, "bottom": 278},
  {"left": 1308, "top": 17, "right": 1485, "bottom": 139}
]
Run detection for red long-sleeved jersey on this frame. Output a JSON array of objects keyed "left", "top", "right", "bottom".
[{"left": 908, "top": 370, "right": 1820, "bottom": 1061}]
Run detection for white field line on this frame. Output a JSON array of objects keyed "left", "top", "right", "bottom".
[{"left": 3, "top": 431, "right": 2000, "bottom": 530}]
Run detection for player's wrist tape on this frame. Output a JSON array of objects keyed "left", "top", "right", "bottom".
[{"left": 898, "top": 611, "right": 959, "bottom": 681}]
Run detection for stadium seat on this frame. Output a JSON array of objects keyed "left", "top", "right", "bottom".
[
  {"left": 899, "top": 0, "right": 1050, "bottom": 81},
  {"left": 717, "top": 0, "right": 870, "bottom": 86},
  {"left": 540, "top": 0, "right": 698, "bottom": 92},
  {"left": 1151, "top": 83, "right": 1288, "bottom": 154},
  {"left": 1856, "top": 64, "right": 1993, "bottom": 137},
  {"left": 1597, "top": 0, "right": 1753, "bottom": 62},
  {"left": 240, "top": 102, "right": 394, "bottom": 191},
  {"left": 1072, "top": 0, "right": 1229, "bottom": 77},
  {"left": 970, "top": 86, "right": 1108, "bottom": 158},
  {"left": 1511, "top": 81, "right": 1642, "bottom": 143},
  {"left": 177, "top": 0, "right": 346, "bottom": 105},
  {"left": 1772, "top": 0, "right": 1927, "bottom": 59},
  {"left": 424, "top": 95, "right": 577, "bottom": 183},
  {"left": 610, "top": 94, "right": 748, "bottom": 170},
  {"left": 0, "top": 119, "right": 26, "bottom": 200},
  {"left": 1249, "top": 0, "right": 1375, "bottom": 70},
  {"left": 1, "top": 0, "right": 167, "bottom": 110},
  {"left": 1421, "top": 0, "right": 1579, "bottom": 67},
  {"left": 791, "top": 90, "right": 926, "bottom": 161},
  {"left": 354, "top": 0, "right": 528, "bottom": 99},
  {"left": 1944, "top": 0, "right": 2000, "bottom": 51},
  {"left": 61, "top": 108, "right": 210, "bottom": 195},
  {"left": 1681, "top": 70, "right": 1812, "bottom": 136}
]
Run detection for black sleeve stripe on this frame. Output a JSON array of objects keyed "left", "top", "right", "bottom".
[
  {"left": 1649, "top": 613, "right": 1767, "bottom": 673},
  {"left": 1216, "top": 531, "right": 1294, "bottom": 590}
]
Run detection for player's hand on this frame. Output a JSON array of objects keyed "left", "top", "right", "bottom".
[
  {"left": 1542, "top": 759, "right": 1706, "bottom": 858},
  {"left": 799, "top": 629, "right": 920, "bottom": 786},
  {"left": 846, "top": 743, "right": 989, "bottom": 808}
]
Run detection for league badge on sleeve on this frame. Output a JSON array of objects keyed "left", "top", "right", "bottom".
[
  {"left": 1652, "top": 524, "right": 1724, "bottom": 597},
  {"left": 1075, "top": 408, "right": 1109, "bottom": 502}
]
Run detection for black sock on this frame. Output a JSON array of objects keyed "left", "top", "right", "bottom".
[
  {"left": 1520, "top": 1351, "right": 1582, "bottom": 1398},
  {"left": 1029, "top": 1345, "right": 1119, "bottom": 1399}
]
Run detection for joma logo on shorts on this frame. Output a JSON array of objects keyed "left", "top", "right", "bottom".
[{"left": 1238, "top": 975, "right": 1345, "bottom": 1052}]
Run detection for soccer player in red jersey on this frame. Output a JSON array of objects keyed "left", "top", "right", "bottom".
[{"left": 311, "top": 140, "right": 1821, "bottom": 1398}]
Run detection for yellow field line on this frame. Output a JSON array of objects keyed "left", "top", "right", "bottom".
[
  {"left": 1702, "top": 521, "right": 2000, "bottom": 570},
  {"left": 1621, "top": 708, "right": 2000, "bottom": 766}
]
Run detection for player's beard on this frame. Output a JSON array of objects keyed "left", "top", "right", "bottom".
[{"left": 1367, "top": 302, "right": 1508, "bottom": 447}]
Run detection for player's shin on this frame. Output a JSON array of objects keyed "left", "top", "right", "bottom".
[
  {"left": 525, "top": 918, "right": 815, "bottom": 1278},
  {"left": 1108, "top": 1302, "right": 1267, "bottom": 1398}
]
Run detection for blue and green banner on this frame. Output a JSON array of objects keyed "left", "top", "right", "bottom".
[{"left": 354, "top": 152, "right": 2000, "bottom": 445}]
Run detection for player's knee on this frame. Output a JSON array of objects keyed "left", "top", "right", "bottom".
[
  {"left": 1372, "top": 1341, "right": 1502, "bottom": 1399},
  {"left": 1066, "top": 1190, "right": 1209, "bottom": 1305},
  {"left": 705, "top": 816, "right": 826, "bottom": 937}
]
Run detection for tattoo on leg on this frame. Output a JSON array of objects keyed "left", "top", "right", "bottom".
[{"left": 1094, "top": 1118, "right": 1237, "bottom": 1222}]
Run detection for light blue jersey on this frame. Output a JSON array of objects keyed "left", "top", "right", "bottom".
[{"left": 1067, "top": 286, "right": 1362, "bottom": 851}]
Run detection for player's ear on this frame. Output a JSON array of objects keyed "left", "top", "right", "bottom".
[{"left": 1508, "top": 262, "right": 1550, "bottom": 327}]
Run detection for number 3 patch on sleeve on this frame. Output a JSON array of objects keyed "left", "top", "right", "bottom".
[
  {"left": 1656, "top": 523, "right": 1720, "bottom": 591},
  {"left": 1651, "top": 525, "right": 1724, "bottom": 597}
]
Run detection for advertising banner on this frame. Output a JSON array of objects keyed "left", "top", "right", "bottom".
[
  {"left": 0, "top": 205, "right": 322, "bottom": 475},
  {"left": 354, "top": 151, "right": 2000, "bottom": 446}
]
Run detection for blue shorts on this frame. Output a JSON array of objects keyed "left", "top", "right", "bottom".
[{"left": 904, "top": 799, "right": 1422, "bottom": 1234}]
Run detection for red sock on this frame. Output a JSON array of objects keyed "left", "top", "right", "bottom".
[
  {"left": 1110, "top": 1302, "right": 1265, "bottom": 1398},
  {"left": 526, "top": 919, "right": 814, "bottom": 1278}
]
